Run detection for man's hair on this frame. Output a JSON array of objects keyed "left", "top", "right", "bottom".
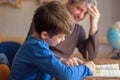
[
  {"left": 33, "top": 1, "right": 74, "bottom": 37},
  {"left": 72, "top": 0, "right": 97, "bottom": 7}
]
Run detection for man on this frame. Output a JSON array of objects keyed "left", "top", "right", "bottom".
[{"left": 27, "top": 0, "right": 100, "bottom": 66}]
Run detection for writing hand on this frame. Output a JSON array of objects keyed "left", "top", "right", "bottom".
[{"left": 85, "top": 61, "right": 96, "bottom": 74}]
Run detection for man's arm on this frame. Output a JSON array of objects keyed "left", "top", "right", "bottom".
[
  {"left": 77, "top": 5, "right": 100, "bottom": 60},
  {"left": 77, "top": 27, "right": 99, "bottom": 60}
]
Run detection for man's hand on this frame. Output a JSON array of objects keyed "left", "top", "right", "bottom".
[
  {"left": 60, "top": 57, "right": 84, "bottom": 66},
  {"left": 88, "top": 4, "right": 100, "bottom": 35}
]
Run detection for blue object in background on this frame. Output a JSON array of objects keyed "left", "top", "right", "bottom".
[
  {"left": 107, "top": 21, "right": 120, "bottom": 59},
  {"left": 0, "top": 53, "right": 9, "bottom": 66},
  {"left": 0, "top": 41, "right": 21, "bottom": 67},
  {"left": 107, "top": 21, "right": 120, "bottom": 50}
]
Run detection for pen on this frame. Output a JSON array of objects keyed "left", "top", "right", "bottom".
[{"left": 86, "top": 51, "right": 89, "bottom": 62}]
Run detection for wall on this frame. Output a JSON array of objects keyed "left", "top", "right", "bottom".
[
  {"left": 0, "top": 0, "right": 39, "bottom": 37},
  {"left": 98, "top": 0, "right": 120, "bottom": 36}
]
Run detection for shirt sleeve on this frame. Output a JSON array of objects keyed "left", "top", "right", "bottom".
[
  {"left": 76, "top": 24, "right": 99, "bottom": 60},
  {"left": 31, "top": 45, "right": 93, "bottom": 80}
]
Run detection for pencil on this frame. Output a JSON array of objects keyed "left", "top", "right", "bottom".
[{"left": 86, "top": 51, "right": 89, "bottom": 62}]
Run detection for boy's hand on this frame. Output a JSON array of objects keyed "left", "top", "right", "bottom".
[
  {"left": 60, "top": 57, "right": 84, "bottom": 66},
  {"left": 85, "top": 61, "right": 96, "bottom": 73}
]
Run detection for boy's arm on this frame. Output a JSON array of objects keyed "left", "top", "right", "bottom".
[{"left": 32, "top": 48, "right": 94, "bottom": 80}]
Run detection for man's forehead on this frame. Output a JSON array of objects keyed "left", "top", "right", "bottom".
[
  {"left": 75, "top": 0, "right": 87, "bottom": 7},
  {"left": 76, "top": 1, "right": 88, "bottom": 10}
]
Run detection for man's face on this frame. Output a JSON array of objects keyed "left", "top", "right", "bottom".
[{"left": 67, "top": 1, "right": 88, "bottom": 22}]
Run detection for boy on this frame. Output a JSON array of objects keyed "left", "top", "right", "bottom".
[{"left": 10, "top": 1, "right": 95, "bottom": 80}]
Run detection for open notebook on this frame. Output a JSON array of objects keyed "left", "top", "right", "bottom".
[{"left": 92, "top": 64, "right": 120, "bottom": 78}]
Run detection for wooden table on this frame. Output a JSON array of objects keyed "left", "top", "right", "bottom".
[{"left": 83, "top": 59, "right": 120, "bottom": 80}]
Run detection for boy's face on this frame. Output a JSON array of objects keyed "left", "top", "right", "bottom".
[
  {"left": 45, "top": 33, "right": 66, "bottom": 46},
  {"left": 67, "top": 1, "right": 88, "bottom": 22}
]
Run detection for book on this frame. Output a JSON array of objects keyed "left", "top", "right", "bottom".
[
  {"left": 92, "top": 64, "right": 120, "bottom": 78},
  {"left": 95, "top": 64, "right": 119, "bottom": 70}
]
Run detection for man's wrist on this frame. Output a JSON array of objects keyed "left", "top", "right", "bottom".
[{"left": 89, "top": 26, "right": 98, "bottom": 36}]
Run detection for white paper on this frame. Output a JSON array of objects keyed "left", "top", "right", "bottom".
[{"left": 92, "top": 64, "right": 120, "bottom": 78}]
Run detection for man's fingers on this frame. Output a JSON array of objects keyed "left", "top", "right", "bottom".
[
  {"left": 60, "top": 57, "right": 84, "bottom": 66},
  {"left": 72, "top": 58, "right": 84, "bottom": 66},
  {"left": 77, "top": 59, "right": 84, "bottom": 65},
  {"left": 88, "top": 5, "right": 100, "bottom": 18},
  {"left": 71, "top": 58, "right": 79, "bottom": 66}
]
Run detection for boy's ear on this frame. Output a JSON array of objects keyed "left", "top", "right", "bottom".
[{"left": 41, "top": 31, "right": 48, "bottom": 39}]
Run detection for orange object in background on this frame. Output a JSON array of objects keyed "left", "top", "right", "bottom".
[{"left": 0, "top": 64, "right": 10, "bottom": 80}]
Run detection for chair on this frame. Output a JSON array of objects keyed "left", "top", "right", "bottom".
[
  {"left": 0, "top": 64, "right": 10, "bottom": 80},
  {"left": 0, "top": 41, "right": 21, "bottom": 67}
]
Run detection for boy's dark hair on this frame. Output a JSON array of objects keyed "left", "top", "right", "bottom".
[{"left": 33, "top": 1, "right": 74, "bottom": 37}]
